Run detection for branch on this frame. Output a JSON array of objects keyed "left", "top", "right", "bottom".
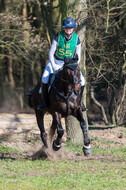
[
  {"left": 90, "top": 86, "right": 109, "bottom": 124},
  {"left": 87, "top": 49, "right": 117, "bottom": 91},
  {"left": 110, "top": 2, "right": 126, "bottom": 11}
]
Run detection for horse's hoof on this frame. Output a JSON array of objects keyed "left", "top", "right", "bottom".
[
  {"left": 83, "top": 145, "right": 92, "bottom": 156},
  {"left": 52, "top": 141, "right": 62, "bottom": 151}
]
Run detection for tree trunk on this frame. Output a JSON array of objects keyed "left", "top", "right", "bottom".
[
  {"left": 5, "top": 1, "right": 15, "bottom": 88},
  {"left": 7, "top": 50, "right": 15, "bottom": 88},
  {"left": 65, "top": 0, "right": 87, "bottom": 143}
]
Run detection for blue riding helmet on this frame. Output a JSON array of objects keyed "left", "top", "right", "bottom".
[{"left": 62, "top": 17, "right": 76, "bottom": 28}]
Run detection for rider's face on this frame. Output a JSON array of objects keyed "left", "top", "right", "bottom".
[{"left": 64, "top": 28, "right": 74, "bottom": 35}]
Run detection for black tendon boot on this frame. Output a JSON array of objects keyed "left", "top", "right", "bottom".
[
  {"left": 80, "top": 86, "right": 88, "bottom": 112},
  {"left": 37, "top": 83, "right": 49, "bottom": 110}
]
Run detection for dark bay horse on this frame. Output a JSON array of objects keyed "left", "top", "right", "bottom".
[{"left": 28, "top": 57, "right": 92, "bottom": 156}]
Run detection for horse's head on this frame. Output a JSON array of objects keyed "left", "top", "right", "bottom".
[
  {"left": 61, "top": 56, "right": 81, "bottom": 93},
  {"left": 64, "top": 55, "right": 79, "bottom": 70}
]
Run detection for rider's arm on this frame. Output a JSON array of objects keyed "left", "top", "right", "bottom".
[
  {"left": 75, "top": 44, "right": 81, "bottom": 64},
  {"left": 75, "top": 37, "right": 81, "bottom": 64},
  {"left": 49, "top": 39, "right": 57, "bottom": 70}
]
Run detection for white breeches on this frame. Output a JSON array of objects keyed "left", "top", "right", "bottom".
[{"left": 42, "top": 59, "right": 85, "bottom": 86}]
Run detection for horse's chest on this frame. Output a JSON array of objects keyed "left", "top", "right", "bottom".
[{"left": 51, "top": 94, "right": 79, "bottom": 116}]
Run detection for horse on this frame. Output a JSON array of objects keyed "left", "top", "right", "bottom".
[{"left": 27, "top": 57, "right": 92, "bottom": 156}]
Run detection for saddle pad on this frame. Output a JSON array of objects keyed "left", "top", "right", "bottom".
[
  {"left": 49, "top": 74, "right": 55, "bottom": 85},
  {"left": 39, "top": 87, "right": 41, "bottom": 94}
]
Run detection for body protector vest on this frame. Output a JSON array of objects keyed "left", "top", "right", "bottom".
[{"left": 55, "top": 30, "right": 78, "bottom": 60}]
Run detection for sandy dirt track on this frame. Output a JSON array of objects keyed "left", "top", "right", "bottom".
[{"left": 0, "top": 113, "right": 125, "bottom": 161}]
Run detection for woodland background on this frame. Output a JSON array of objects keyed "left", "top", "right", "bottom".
[{"left": 0, "top": 0, "right": 126, "bottom": 126}]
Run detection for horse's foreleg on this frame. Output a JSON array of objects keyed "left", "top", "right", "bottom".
[
  {"left": 35, "top": 110, "right": 48, "bottom": 148},
  {"left": 49, "top": 114, "right": 57, "bottom": 142},
  {"left": 52, "top": 113, "right": 64, "bottom": 151},
  {"left": 76, "top": 109, "right": 92, "bottom": 156}
]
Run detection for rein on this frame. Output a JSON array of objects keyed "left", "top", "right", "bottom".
[
  {"left": 52, "top": 84, "right": 74, "bottom": 116},
  {"left": 55, "top": 74, "right": 80, "bottom": 85}
]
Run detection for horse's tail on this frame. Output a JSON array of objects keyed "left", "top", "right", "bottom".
[{"left": 26, "top": 88, "right": 34, "bottom": 108}]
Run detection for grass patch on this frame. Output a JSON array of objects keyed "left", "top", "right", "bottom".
[
  {"left": 0, "top": 159, "right": 125, "bottom": 190},
  {"left": 0, "top": 128, "right": 126, "bottom": 190},
  {"left": 64, "top": 142, "right": 83, "bottom": 154},
  {"left": 90, "top": 135, "right": 126, "bottom": 159},
  {"left": 0, "top": 144, "right": 16, "bottom": 154}
]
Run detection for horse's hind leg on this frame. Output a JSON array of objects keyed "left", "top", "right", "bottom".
[
  {"left": 35, "top": 109, "right": 48, "bottom": 148},
  {"left": 76, "top": 109, "right": 92, "bottom": 156},
  {"left": 52, "top": 113, "right": 64, "bottom": 151}
]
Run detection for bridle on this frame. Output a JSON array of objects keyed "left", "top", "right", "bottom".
[{"left": 55, "top": 63, "right": 81, "bottom": 89}]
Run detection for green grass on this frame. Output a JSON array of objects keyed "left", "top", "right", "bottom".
[
  {"left": 0, "top": 159, "right": 125, "bottom": 190},
  {"left": 0, "top": 143, "right": 17, "bottom": 154},
  {"left": 64, "top": 142, "right": 83, "bottom": 154},
  {"left": 0, "top": 136, "right": 126, "bottom": 190}
]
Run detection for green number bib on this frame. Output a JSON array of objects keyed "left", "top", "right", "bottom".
[{"left": 56, "top": 30, "right": 78, "bottom": 59}]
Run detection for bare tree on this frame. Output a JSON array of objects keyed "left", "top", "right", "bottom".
[{"left": 86, "top": 0, "right": 126, "bottom": 125}]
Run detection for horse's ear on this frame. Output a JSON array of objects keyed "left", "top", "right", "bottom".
[{"left": 73, "top": 54, "right": 78, "bottom": 62}]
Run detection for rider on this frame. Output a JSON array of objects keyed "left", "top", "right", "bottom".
[{"left": 38, "top": 17, "right": 86, "bottom": 111}]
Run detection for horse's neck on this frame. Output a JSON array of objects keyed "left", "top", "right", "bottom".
[{"left": 55, "top": 70, "right": 68, "bottom": 94}]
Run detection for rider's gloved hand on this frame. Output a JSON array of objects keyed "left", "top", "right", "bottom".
[{"left": 64, "top": 55, "right": 78, "bottom": 64}]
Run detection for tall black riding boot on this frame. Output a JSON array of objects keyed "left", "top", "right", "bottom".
[
  {"left": 80, "top": 86, "right": 88, "bottom": 112},
  {"left": 37, "top": 83, "right": 49, "bottom": 111}
]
